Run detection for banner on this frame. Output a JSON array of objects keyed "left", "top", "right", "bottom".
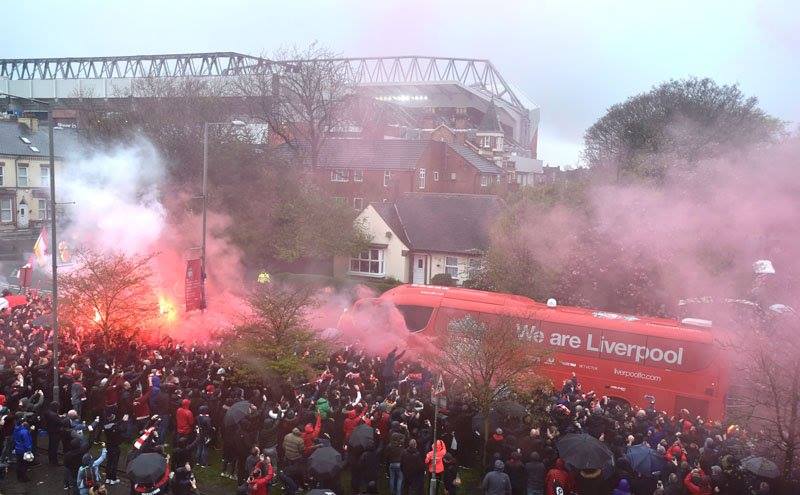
[
  {"left": 17, "top": 264, "right": 32, "bottom": 288},
  {"left": 31, "top": 227, "right": 48, "bottom": 269},
  {"left": 185, "top": 258, "right": 205, "bottom": 311}
]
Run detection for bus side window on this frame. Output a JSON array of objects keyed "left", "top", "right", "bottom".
[{"left": 396, "top": 305, "right": 434, "bottom": 332}]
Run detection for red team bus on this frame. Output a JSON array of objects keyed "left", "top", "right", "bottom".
[{"left": 341, "top": 284, "right": 729, "bottom": 419}]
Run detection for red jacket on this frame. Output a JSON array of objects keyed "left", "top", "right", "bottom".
[
  {"left": 248, "top": 464, "right": 274, "bottom": 495},
  {"left": 546, "top": 459, "right": 576, "bottom": 495},
  {"left": 133, "top": 390, "right": 151, "bottom": 420},
  {"left": 684, "top": 470, "right": 712, "bottom": 495},
  {"left": 425, "top": 440, "right": 447, "bottom": 474},
  {"left": 343, "top": 408, "right": 365, "bottom": 441},
  {"left": 302, "top": 414, "right": 322, "bottom": 456},
  {"left": 176, "top": 399, "right": 195, "bottom": 435}
]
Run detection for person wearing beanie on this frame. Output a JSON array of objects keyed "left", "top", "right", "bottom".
[
  {"left": 282, "top": 426, "right": 305, "bottom": 465},
  {"left": 481, "top": 459, "right": 512, "bottom": 495}
]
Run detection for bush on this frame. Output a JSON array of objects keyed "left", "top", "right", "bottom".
[{"left": 431, "top": 273, "right": 456, "bottom": 286}]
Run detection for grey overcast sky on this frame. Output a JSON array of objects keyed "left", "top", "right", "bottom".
[{"left": 3, "top": 0, "right": 798, "bottom": 166}]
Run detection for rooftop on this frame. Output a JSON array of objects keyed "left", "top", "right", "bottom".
[{"left": 371, "top": 193, "right": 504, "bottom": 254}]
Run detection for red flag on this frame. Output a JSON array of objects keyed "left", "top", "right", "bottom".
[{"left": 185, "top": 258, "right": 205, "bottom": 311}]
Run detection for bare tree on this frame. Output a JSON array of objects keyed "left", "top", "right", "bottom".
[
  {"left": 236, "top": 43, "right": 356, "bottom": 166},
  {"left": 58, "top": 250, "right": 158, "bottom": 347},
  {"left": 425, "top": 314, "right": 550, "bottom": 462},
  {"left": 726, "top": 311, "right": 800, "bottom": 479}
]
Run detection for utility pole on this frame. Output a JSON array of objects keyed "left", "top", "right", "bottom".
[
  {"left": 48, "top": 112, "right": 60, "bottom": 405},
  {"left": 1, "top": 92, "right": 61, "bottom": 406}
]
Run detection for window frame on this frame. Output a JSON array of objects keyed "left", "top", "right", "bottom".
[
  {"left": 40, "top": 165, "right": 50, "bottom": 188},
  {"left": 353, "top": 197, "right": 364, "bottom": 210},
  {"left": 444, "top": 256, "right": 459, "bottom": 278},
  {"left": 418, "top": 168, "right": 426, "bottom": 189},
  {"left": 353, "top": 169, "right": 364, "bottom": 182},
  {"left": 0, "top": 197, "right": 13, "bottom": 223},
  {"left": 348, "top": 248, "right": 385, "bottom": 277},
  {"left": 333, "top": 197, "right": 347, "bottom": 205},
  {"left": 38, "top": 198, "right": 51, "bottom": 221},
  {"left": 0, "top": 162, "right": 4, "bottom": 186},
  {"left": 480, "top": 175, "right": 488, "bottom": 187},
  {"left": 17, "top": 163, "right": 29, "bottom": 187},
  {"left": 383, "top": 170, "right": 391, "bottom": 187},
  {"left": 330, "top": 169, "right": 349, "bottom": 182},
  {"left": 433, "top": 171, "right": 439, "bottom": 181}
]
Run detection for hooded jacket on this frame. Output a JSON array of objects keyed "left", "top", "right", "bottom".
[
  {"left": 545, "top": 458, "right": 576, "bottom": 495},
  {"left": 302, "top": 413, "right": 322, "bottom": 455},
  {"left": 176, "top": 398, "right": 195, "bottom": 435},
  {"left": 316, "top": 397, "right": 331, "bottom": 420},
  {"left": 482, "top": 460, "right": 512, "bottom": 495},
  {"left": 425, "top": 439, "right": 447, "bottom": 474},
  {"left": 343, "top": 407, "right": 365, "bottom": 441},
  {"left": 12, "top": 423, "right": 33, "bottom": 454}
]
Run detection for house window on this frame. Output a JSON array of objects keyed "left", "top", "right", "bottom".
[
  {"left": 456, "top": 107, "right": 467, "bottom": 115},
  {"left": 331, "top": 169, "right": 349, "bottom": 182},
  {"left": 433, "top": 171, "right": 439, "bottom": 181},
  {"left": 445, "top": 256, "right": 459, "bottom": 278},
  {"left": 353, "top": 169, "right": 363, "bottom": 182},
  {"left": 17, "top": 164, "right": 29, "bottom": 187},
  {"left": 450, "top": 172, "right": 456, "bottom": 181},
  {"left": 349, "top": 248, "right": 385, "bottom": 276},
  {"left": 383, "top": 171, "right": 391, "bottom": 187},
  {"left": 0, "top": 198, "right": 12, "bottom": 223},
  {"left": 40, "top": 166, "right": 50, "bottom": 187},
  {"left": 353, "top": 197, "right": 364, "bottom": 210},
  {"left": 38, "top": 199, "right": 51, "bottom": 221},
  {"left": 333, "top": 197, "right": 346, "bottom": 205},
  {"left": 0, "top": 163, "right": 4, "bottom": 186},
  {"left": 418, "top": 168, "right": 426, "bottom": 189},
  {"left": 480, "top": 175, "right": 488, "bottom": 187}
]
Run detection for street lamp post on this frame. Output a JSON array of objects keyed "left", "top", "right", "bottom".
[
  {"left": 1, "top": 92, "right": 61, "bottom": 405},
  {"left": 201, "top": 120, "right": 245, "bottom": 308}
]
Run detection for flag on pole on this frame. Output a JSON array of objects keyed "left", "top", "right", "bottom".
[
  {"left": 31, "top": 227, "right": 48, "bottom": 268},
  {"left": 431, "top": 374, "right": 447, "bottom": 408}
]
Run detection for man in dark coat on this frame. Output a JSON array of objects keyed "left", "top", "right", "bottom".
[
  {"left": 401, "top": 439, "right": 425, "bottom": 495},
  {"left": 42, "top": 400, "right": 68, "bottom": 465}
]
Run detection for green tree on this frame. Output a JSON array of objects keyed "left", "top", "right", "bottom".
[
  {"left": 224, "top": 283, "right": 329, "bottom": 390},
  {"left": 584, "top": 77, "right": 782, "bottom": 180}
]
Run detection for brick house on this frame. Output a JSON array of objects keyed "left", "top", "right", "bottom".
[
  {"left": 310, "top": 138, "right": 507, "bottom": 210},
  {"left": 334, "top": 193, "right": 504, "bottom": 285}
]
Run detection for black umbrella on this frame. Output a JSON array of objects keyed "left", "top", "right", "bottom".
[
  {"left": 127, "top": 452, "right": 169, "bottom": 485},
  {"left": 742, "top": 456, "right": 780, "bottom": 479},
  {"left": 309, "top": 446, "right": 343, "bottom": 478},
  {"left": 224, "top": 400, "right": 253, "bottom": 429},
  {"left": 626, "top": 444, "right": 666, "bottom": 476},
  {"left": 556, "top": 433, "right": 614, "bottom": 470},
  {"left": 347, "top": 423, "right": 375, "bottom": 450}
]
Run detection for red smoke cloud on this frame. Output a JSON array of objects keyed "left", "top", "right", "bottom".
[{"left": 512, "top": 137, "right": 800, "bottom": 319}]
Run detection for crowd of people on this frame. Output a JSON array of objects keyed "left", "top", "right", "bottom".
[{"left": 0, "top": 290, "right": 793, "bottom": 495}]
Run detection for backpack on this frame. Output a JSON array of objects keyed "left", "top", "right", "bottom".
[{"left": 82, "top": 465, "right": 97, "bottom": 488}]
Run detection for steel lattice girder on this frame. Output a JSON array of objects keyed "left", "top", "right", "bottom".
[{"left": 0, "top": 53, "right": 531, "bottom": 113}]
